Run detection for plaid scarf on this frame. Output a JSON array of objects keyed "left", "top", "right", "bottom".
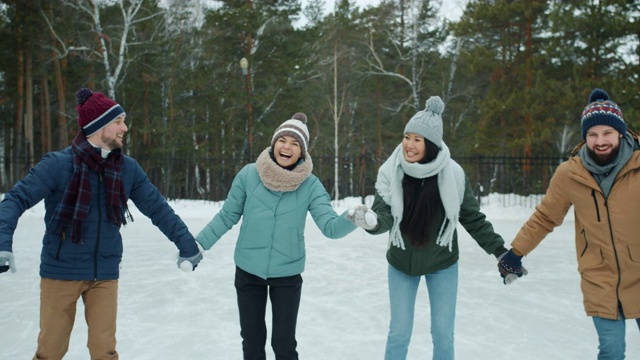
[{"left": 51, "top": 131, "right": 133, "bottom": 243}]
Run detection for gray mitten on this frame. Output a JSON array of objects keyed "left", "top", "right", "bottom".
[
  {"left": 346, "top": 205, "right": 378, "bottom": 230},
  {"left": 177, "top": 251, "right": 203, "bottom": 272},
  {"left": 0, "top": 251, "right": 17, "bottom": 274}
]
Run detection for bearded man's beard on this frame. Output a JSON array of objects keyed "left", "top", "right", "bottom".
[{"left": 587, "top": 143, "right": 620, "bottom": 166}]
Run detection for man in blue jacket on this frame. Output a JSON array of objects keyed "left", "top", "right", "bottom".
[{"left": 0, "top": 88, "right": 203, "bottom": 359}]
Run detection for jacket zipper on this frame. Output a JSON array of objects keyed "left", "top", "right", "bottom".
[
  {"left": 603, "top": 199, "right": 622, "bottom": 319},
  {"left": 56, "top": 232, "right": 65, "bottom": 260},
  {"left": 94, "top": 173, "right": 103, "bottom": 280},
  {"left": 590, "top": 190, "right": 601, "bottom": 222}
]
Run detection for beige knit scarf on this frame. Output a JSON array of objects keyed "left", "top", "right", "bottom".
[{"left": 255, "top": 147, "right": 313, "bottom": 192}]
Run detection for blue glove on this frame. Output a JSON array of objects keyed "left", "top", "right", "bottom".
[
  {"left": 0, "top": 251, "right": 17, "bottom": 274},
  {"left": 497, "top": 249, "right": 527, "bottom": 285},
  {"left": 177, "top": 251, "right": 203, "bottom": 272}
]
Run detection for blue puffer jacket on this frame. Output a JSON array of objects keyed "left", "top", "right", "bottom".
[
  {"left": 196, "top": 162, "right": 356, "bottom": 279},
  {"left": 0, "top": 147, "right": 199, "bottom": 280}
]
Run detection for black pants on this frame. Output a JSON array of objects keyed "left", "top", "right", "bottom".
[{"left": 235, "top": 266, "right": 303, "bottom": 360}]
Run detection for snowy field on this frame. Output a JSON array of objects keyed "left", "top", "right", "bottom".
[{"left": 1, "top": 195, "right": 639, "bottom": 359}]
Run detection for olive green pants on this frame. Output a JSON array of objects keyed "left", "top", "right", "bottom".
[{"left": 33, "top": 278, "right": 118, "bottom": 360}]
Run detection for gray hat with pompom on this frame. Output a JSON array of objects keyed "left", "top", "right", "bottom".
[
  {"left": 404, "top": 96, "right": 445, "bottom": 148},
  {"left": 271, "top": 112, "right": 310, "bottom": 157}
]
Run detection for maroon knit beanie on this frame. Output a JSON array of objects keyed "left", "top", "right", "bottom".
[{"left": 75, "top": 88, "right": 125, "bottom": 137}]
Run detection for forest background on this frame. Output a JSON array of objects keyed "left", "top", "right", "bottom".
[{"left": 1, "top": 0, "right": 639, "bottom": 202}]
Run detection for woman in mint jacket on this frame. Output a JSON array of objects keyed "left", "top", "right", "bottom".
[{"left": 196, "top": 113, "right": 357, "bottom": 360}]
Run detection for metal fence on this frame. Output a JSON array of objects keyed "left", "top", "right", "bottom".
[
  {"left": 0, "top": 154, "right": 565, "bottom": 208},
  {"left": 457, "top": 155, "right": 563, "bottom": 208}
]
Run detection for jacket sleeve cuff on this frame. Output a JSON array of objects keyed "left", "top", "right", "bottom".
[{"left": 493, "top": 246, "right": 508, "bottom": 258}]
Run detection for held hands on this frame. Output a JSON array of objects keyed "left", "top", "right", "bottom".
[
  {"left": 0, "top": 251, "right": 17, "bottom": 274},
  {"left": 177, "top": 245, "right": 203, "bottom": 272},
  {"left": 346, "top": 205, "right": 378, "bottom": 231},
  {"left": 497, "top": 249, "right": 528, "bottom": 285}
]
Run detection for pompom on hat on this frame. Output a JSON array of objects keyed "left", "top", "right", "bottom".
[
  {"left": 580, "top": 88, "right": 625, "bottom": 139},
  {"left": 404, "top": 96, "right": 445, "bottom": 148},
  {"left": 75, "top": 88, "right": 125, "bottom": 137},
  {"left": 271, "top": 112, "right": 310, "bottom": 157}
]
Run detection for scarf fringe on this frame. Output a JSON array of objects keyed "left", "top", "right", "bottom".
[{"left": 376, "top": 143, "right": 465, "bottom": 251}]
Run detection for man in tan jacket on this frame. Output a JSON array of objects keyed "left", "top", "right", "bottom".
[{"left": 497, "top": 88, "right": 640, "bottom": 359}]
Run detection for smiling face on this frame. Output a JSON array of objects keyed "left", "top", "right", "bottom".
[
  {"left": 273, "top": 135, "right": 302, "bottom": 168},
  {"left": 402, "top": 133, "right": 426, "bottom": 163},
  {"left": 87, "top": 114, "right": 128, "bottom": 150},
  {"left": 585, "top": 125, "right": 622, "bottom": 165}
]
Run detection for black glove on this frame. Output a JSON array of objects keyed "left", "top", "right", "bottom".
[{"left": 497, "top": 249, "right": 527, "bottom": 285}]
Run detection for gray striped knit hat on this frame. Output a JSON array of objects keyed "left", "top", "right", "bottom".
[
  {"left": 271, "top": 113, "right": 310, "bottom": 157},
  {"left": 404, "top": 96, "right": 445, "bottom": 148}
]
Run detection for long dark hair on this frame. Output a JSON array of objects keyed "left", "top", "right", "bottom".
[{"left": 399, "top": 140, "right": 443, "bottom": 247}]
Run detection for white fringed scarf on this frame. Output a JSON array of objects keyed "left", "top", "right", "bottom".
[{"left": 375, "top": 143, "right": 465, "bottom": 251}]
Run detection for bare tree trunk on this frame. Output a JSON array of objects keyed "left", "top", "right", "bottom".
[
  {"left": 0, "top": 127, "right": 5, "bottom": 187},
  {"left": 143, "top": 73, "right": 151, "bottom": 146},
  {"left": 240, "top": 0, "right": 254, "bottom": 163},
  {"left": 523, "top": 2, "right": 534, "bottom": 192},
  {"left": 333, "top": 39, "right": 339, "bottom": 201},
  {"left": 25, "top": 50, "right": 34, "bottom": 166},
  {"left": 53, "top": 55, "right": 67, "bottom": 148},
  {"left": 88, "top": 64, "right": 95, "bottom": 90},
  {"left": 446, "top": 38, "right": 462, "bottom": 140},
  {"left": 169, "top": 32, "right": 183, "bottom": 124},
  {"left": 92, "top": 0, "right": 144, "bottom": 99},
  {"left": 48, "top": 1, "right": 68, "bottom": 148},
  {"left": 45, "top": 0, "right": 157, "bottom": 145},
  {"left": 347, "top": 108, "right": 354, "bottom": 197},
  {"left": 41, "top": 78, "right": 52, "bottom": 153},
  {"left": 376, "top": 78, "right": 383, "bottom": 169},
  {"left": 54, "top": 0, "right": 152, "bottom": 99},
  {"left": 364, "top": 0, "right": 423, "bottom": 114},
  {"left": 14, "top": 16, "right": 25, "bottom": 181}
]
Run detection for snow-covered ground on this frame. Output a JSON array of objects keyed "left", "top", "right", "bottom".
[{"left": 1, "top": 195, "right": 639, "bottom": 359}]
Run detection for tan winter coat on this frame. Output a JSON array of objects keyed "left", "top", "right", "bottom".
[{"left": 512, "top": 148, "right": 640, "bottom": 320}]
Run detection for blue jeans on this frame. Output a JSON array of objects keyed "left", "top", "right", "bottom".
[
  {"left": 592, "top": 307, "right": 640, "bottom": 360},
  {"left": 384, "top": 262, "right": 458, "bottom": 360}
]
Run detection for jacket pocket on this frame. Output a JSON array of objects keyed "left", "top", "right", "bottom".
[
  {"left": 55, "top": 234, "right": 64, "bottom": 260},
  {"left": 277, "top": 228, "right": 302, "bottom": 260},
  {"left": 289, "top": 228, "right": 302, "bottom": 259},
  {"left": 43, "top": 233, "right": 78, "bottom": 270},
  {"left": 579, "top": 229, "right": 588, "bottom": 257},
  {"left": 237, "top": 225, "right": 269, "bottom": 249},
  {"left": 628, "top": 244, "right": 640, "bottom": 263},
  {"left": 578, "top": 245, "right": 604, "bottom": 274}
]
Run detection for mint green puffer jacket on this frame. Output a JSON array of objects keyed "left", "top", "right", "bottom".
[{"left": 196, "top": 162, "right": 356, "bottom": 279}]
